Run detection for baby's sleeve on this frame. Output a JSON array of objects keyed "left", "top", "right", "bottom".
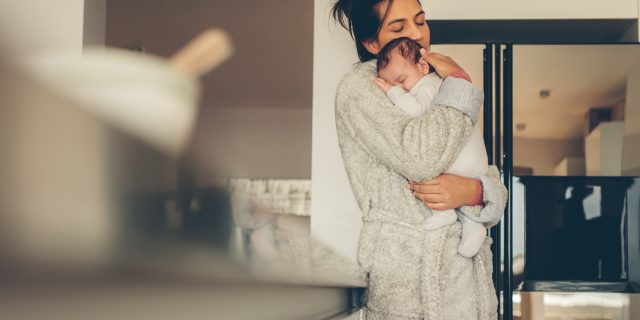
[
  {"left": 386, "top": 82, "right": 439, "bottom": 117},
  {"left": 335, "top": 67, "right": 482, "bottom": 182}
]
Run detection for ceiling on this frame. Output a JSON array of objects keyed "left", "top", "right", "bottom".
[
  {"left": 106, "top": 0, "right": 313, "bottom": 110},
  {"left": 432, "top": 44, "right": 640, "bottom": 140}
]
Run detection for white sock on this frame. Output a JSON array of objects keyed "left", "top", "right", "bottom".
[
  {"left": 423, "top": 209, "right": 457, "bottom": 231},
  {"left": 457, "top": 221, "right": 487, "bottom": 258}
]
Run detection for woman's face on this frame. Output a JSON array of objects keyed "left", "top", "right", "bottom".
[{"left": 364, "top": 0, "right": 430, "bottom": 56}]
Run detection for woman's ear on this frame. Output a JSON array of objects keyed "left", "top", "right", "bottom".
[{"left": 363, "top": 39, "right": 381, "bottom": 55}]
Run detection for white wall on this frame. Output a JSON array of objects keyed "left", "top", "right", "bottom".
[
  {"left": 514, "top": 137, "right": 584, "bottom": 176},
  {"left": 0, "top": 0, "right": 115, "bottom": 268},
  {"left": 83, "top": 0, "right": 106, "bottom": 47},
  {"left": 623, "top": 65, "right": 640, "bottom": 175},
  {"left": 585, "top": 122, "right": 625, "bottom": 176},
  {"left": 0, "top": 0, "right": 85, "bottom": 56},
  {"left": 425, "top": 0, "right": 638, "bottom": 20},
  {"left": 311, "top": 0, "right": 362, "bottom": 260},
  {"left": 0, "top": 0, "right": 106, "bottom": 56},
  {"left": 0, "top": 69, "right": 118, "bottom": 268},
  {"left": 188, "top": 107, "right": 312, "bottom": 179}
]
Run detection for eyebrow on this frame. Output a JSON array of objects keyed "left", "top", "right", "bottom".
[{"left": 386, "top": 10, "right": 425, "bottom": 26}]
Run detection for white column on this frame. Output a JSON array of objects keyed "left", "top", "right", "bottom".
[
  {"left": 83, "top": 0, "right": 106, "bottom": 47},
  {"left": 0, "top": 0, "right": 85, "bottom": 55},
  {"left": 622, "top": 66, "right": 640, "bottom": 175},
  {"left": 311, "top": 0, "right": 362, "bottom": 261}
]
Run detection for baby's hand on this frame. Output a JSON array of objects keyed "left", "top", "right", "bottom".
[{"left": 373, "top": 77, "right": 394, "bottom": 93}]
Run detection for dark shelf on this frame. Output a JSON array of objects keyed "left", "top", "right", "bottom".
[
  {"left": 520, "top": 280, "right": 640, "bottom": 293},
  {"left": 429, "top": 19, "right": 638, "bottom": 44}
]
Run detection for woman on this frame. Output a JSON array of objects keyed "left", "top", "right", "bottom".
[{"left": 331, "top": 0, "right": 507, "bottom": 319}]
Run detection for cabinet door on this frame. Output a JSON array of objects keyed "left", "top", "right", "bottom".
[{"left": 425, "top": 0, "right": 638, "bottom": 20}]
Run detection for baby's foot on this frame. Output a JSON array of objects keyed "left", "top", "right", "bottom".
[
  {"left": 423, "top": 210, "right": 457, "bottom": 231},
  {"left": 457, "top": 223, "right": 487, "bottom": 258}
]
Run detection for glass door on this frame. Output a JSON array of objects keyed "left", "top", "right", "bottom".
[{"left": 504, "top": 43, "right": 640, "bottom": 320}]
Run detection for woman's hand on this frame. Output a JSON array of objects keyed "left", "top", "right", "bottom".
[
  {"left": 409, "top": 174, "right": 481, "bottom": 211},
  {"left": 419, "top": 48, "right": 470, "bottom": 81}
]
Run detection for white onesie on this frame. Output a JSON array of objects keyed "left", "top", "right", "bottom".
[{"left": 386, "top": 72, "right": 489, "bottom": 258}]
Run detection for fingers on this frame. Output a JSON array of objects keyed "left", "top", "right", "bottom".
[
  {"left": 419, "top": 48, "right": 429, "bottom": 62},
  {"left": 373, "top": 77, "right": 390, "bottom": 86},
  {"left": 419, "top": 49, "right": 446, "bottom": 59},
  {"left": 424, "top": 52, "right": 446, "bottom": 59},
  {"left": 411, "top": 184, "right": 440, "bottom": 195},
  {"left": 424, "top": 53, "right": 447, "bottom": 66},
  {"left": 424, "top": 52, "right": 453, "bottom": 65},
  {"left": 373, "top": 78, "right": 385, "bottom": 89},
  {"left": 422, "top": 178, "right": 440, "bottom": 185},
  {"left": 414, "top": 192, "right": 446, "bottom": 203},
  {"left": 409, "top": 178, "right": 439, "bottom": 186},
  {"left": 413, "top": 190, "right": 452, "bottom": 210},
  {"left": 372, "top": 78, "right": 391, "bottom": 91},
  {"left": 373, "top": 78, "right": 389, "bottom": 85},
  {"left": 419, "top": 48, "right": 431, "bottom": 65}
]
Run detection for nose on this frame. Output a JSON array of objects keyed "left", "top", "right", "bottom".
[{"left": 408, "top": 24, "right": 423, "bottom": 41}]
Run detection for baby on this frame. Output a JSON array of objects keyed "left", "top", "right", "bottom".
[{"left": 373, "top": 37, "right": 488, "bottom": 258}]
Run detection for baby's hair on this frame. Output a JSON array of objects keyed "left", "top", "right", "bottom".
[{"left": 376, "top": 37, "right": 423, "bottom": 72}]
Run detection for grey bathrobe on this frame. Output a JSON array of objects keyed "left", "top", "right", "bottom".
[{"left": 335, "top": 61, "right": 507, "bottom": 320}]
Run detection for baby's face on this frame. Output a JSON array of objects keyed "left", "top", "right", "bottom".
[{"left": 379, "top": 50, "right": 429, "bottom": 92}]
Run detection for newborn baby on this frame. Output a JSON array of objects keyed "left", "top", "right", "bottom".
[{"left": 373, "top": 37, "right": 489, "bottom": 258}]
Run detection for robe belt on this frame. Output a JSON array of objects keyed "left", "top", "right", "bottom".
[
  {"left": 362, "top": 209, "right": 493, "bottom": 320},
  {"left": 362, "top": 211, "right": 448, "bottom": 320}
]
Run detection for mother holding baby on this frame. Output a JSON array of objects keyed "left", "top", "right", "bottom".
[{"left": 331, "top": 0, "right": 507, "bottom": 319}]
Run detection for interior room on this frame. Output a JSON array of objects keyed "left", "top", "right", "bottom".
[{"left": 0, "top": 0, "right": 639, "bottom": 319}]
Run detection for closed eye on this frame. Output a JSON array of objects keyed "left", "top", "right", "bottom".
[
  {"left": 415, "top": 12, "right": 426, "bottom": 25},
  {"left": 390, "top": 23, "right": 404, "bottom": 33}
]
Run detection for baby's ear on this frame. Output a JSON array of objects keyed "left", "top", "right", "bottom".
[{"left": 418, "top": 61, "right": 430, "bottom": 75}]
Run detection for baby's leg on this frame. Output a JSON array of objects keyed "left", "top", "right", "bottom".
[
  {"left": 457, "top": 214, "right": 487, "bottom": 258},
  {"left": 423, "top": 209, "right": 457, "bottom": 231}
]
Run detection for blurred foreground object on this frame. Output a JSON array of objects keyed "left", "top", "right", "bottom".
[
  {"left": 0, "top": 27, "right": 233, "bottom": 272},
  {"left": 0, "top": 27, "right": 364, "bottom": 319},
  {"left": 19, "top": 48, "right": 199, "bottom": 155},
  {"left": 16, "top": 28, "right": 232, "bottom": 155},
  {"left": 170, "top": 28, "right": 233, "bottom": 77}
]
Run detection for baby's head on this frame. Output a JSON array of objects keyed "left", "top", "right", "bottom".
[{"left": 377, "top": 37, "right": 431, "bottom": 92}]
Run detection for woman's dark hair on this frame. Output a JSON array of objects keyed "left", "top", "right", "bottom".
[
  {"left": 331, "top": 0, "right": 421, "bottom": 62},
  {"left": 376, "top": 37, "right": 422, "bottom": 72}
]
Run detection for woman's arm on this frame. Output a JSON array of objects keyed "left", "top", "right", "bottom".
[
  {"left": 411, "top": 165, "right": 506, "bottom": 227},
  {"left": 409, "top": 174, "right": 482, "bottom": 211},
  {"left": 335, "top": 62, "right": 483, "bottom": 182}
]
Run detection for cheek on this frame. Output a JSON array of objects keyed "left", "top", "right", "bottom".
[
  {"left": 378, "top": 70, "right": 389, "bottom": 81},
  {"left": 420, "top": 25, "right": 431, "bottom": 47}
]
